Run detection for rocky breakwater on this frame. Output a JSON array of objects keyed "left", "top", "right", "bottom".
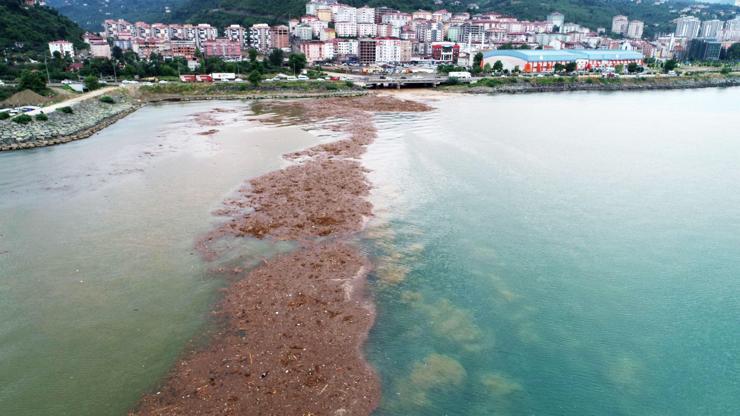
[
  {"left": 0, "top": 93, "right": 138, "bottom": 151},
  {"left": 465, "top": 76, "right": 740, "bottom": 95},
  {"left": 132, "top": 95, "right": 432, "bottom": 416}
]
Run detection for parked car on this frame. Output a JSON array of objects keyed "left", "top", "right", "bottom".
[
  {"left": 61, "top": 79, "right": 74, "bottom": 85},
  {"left": 121, "top": 80, "right": 139, "bottom": 85},
  {"left": 0, "top": 80, "right": 5, "bottom": 86},
  {"left": 297, "top": 75, "right": 309, "bottom": 81},
  {"left": 158, "top": 80, "right": 169, "bottom": 84},
  {"left": 17, "top": 106, "right": 43, "bottom": 116}
]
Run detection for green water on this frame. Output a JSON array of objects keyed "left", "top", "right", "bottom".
[
  {"left": 363, "top": 88, "right": 740, "bottom": 415},
  {"left": 0, "top": 101, "right": 316, "bottom": 415}
]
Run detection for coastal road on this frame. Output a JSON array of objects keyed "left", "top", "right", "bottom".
[{"left": 43, "top": 86, "right": 120, "bottom": 113}]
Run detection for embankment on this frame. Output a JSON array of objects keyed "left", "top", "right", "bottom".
[
  {"left": 0, "top": 93, "right": 138, "bottom": 151},
  {"left": 453, "top": 75, "right": 739, "bottom": 95}
]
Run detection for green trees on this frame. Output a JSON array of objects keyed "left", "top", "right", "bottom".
[
  {"left": 268, "top": 49, "right": 285, "bottom": 67},
  {"left": 99, "top": 95, "right": 115, "bottom": 104},
  {"left": 720, "top": 66, "right": 731, "bottom": 75},
  {"left": 663, "top": 59, "right": 678, "bottom": 73},
  {"left": 627, "top": 62, "right": 643, "bottom": 73},
  {"left": 565, "top": 62, "right": 577, "bottom": 73},
  {"left": 288, "top": 53, "right": 307, "bottom": 74},
  {"left": 248, "top": 48, "right": 259, "bottom": 63},
  {"left": 247, "top": 70, "right": 262, "bottom": 86},
  {"left": 472, "top": 52, "right": 483, "bottom": 74},
  {"left": 615, "top": 64, "right": 625, "bottom": 74},
  {"left": 554, "top": 63, "right": 565, "bottom": 73},
  {"left": 493, "top": 60, "right": 504, "bottom": 73},
  {"left": 18, "top": 70, "right": 47, "bottom": 94},
  {"left": 84, "top": 75, "right": 100, "bottom": 91},
  {"left": 723, "top": 43, "right": 740, "bottom": 61}
]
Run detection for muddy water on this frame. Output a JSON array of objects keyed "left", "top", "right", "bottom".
[{"left": 0, "top": 101, "right": 317, "bottom": 416}]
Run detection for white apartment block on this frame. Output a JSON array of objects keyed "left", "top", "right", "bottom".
[
  {"left": 250, "top": 23, "right": 272, "bottom": 52},
  {"left": 381, "top": 12, "right": 412, "bottom": 29},
  {"left": 626, "top": 20, "right": 644, "bottom": 39},
  {"left": 224, "top": 24, "right": 247, "bottom": 47},
  {"left": 48, "top": 40, "right": 74, "bottom": 57},
  {"left": 334, "top": 38, "right": 358, "bottom": 55},
  {"left": 357, "top": 23, "right": 378, "bottom": 38},
  {"left": 333, "top": 5, "right": 356, "bottom": 23},
  {"left": 357, "top": 7, "right": 375, "bottom": 24},
  {"left": 295, "top": 24, "right": 314, "bottom": 40},
  {"left": 375, "top": 38, "right": 412, "bottom": 63},
  {"left": 309, "top": 20, "right": 329, "bottom": 37},
  {"left": 675, "top": 16, "right": 701, "bottom": 39},
  {"left": 612, "top": 15, "right": 628, "bottom": 34},
  {"left": 700, "top": 19, "right": 723, "bottom": 39},
  {"left": 335, "top": 21, "right": 357, "bottom": 37}
]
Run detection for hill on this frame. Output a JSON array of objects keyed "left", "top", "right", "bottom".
[
  {"left": 166, "top": 0, "right": 738, "bottom": 39},
  {"left": 41, "top": 0, "right": 739, "bottom": 39},
  {"left": 0, "top": 0, "right": 86, "bottom": 55},
  {"left": 45, "top": 0, "right": 187, "bottom": 31}
]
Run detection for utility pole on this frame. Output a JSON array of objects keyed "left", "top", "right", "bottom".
[{"left": 44, "top": 54, "right": 51, "bottom": 84}]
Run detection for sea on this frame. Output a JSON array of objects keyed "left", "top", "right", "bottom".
[{"left": 1, "top": 88, "right": 739, "bottom": 415}]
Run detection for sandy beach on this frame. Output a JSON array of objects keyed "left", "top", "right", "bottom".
[{"left": 132, "top": 94, "right": 432, "bottom": 415}]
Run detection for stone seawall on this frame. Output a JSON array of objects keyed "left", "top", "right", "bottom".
[
  {"left": 0, "top": 95, "right": 139, "bottom": 151},
  {"left": 142, "top": 90, "right": 368, "bottom": 103},
  {"left": 0, "top": 90, "right": 368, "bottom": 152},
  {"left": 462, "top": 77, "right": 739, "bottom": 95}
]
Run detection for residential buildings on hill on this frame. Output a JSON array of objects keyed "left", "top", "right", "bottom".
[{"left": 88, "top": 0, "right": 740, "bottom": 70}]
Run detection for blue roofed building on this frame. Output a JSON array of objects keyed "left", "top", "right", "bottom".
[{"left": 481, "top": 49, "right": 643, "bottom": 73}]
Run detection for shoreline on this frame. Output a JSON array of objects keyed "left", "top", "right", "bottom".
[
  {"left": 448, "top": 75, "right": 739, "bottom": 95},
  {"left": 131, "top": 95, "right": 432, "bottom": 416},
  {"left": 0, "top": 90, "right": 368, "bottom": 153},
  {"left": 2, "top": 77, "right": 737, "bottom": 152}
]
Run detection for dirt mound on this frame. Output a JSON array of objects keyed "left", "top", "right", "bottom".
[{"left": 0, "top": 89, "right": 52, "bottom": 107}]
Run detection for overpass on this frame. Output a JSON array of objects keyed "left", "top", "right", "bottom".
[{"left": 359, "top": 75, "right": 467, "bottom": 88}]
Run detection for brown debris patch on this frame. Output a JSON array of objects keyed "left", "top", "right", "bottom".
[
  {"left": 135, "top": 94, "right": 433, "bottom": 416},
  {"left": 131, "top": 242, "right": 379, "bottom": 416},
  {"left": 197, "top": 129, "right": 219, "bottom": 136}
]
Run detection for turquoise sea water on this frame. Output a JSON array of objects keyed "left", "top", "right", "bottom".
[{"left": 363, "top": 88, "right": 740, "bottom": 415}]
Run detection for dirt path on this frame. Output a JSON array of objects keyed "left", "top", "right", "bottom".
[{"left": 43, "top": 86, "right": 120, "bottom": 112}]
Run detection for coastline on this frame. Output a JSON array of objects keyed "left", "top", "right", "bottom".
[
  {"left": 447, "top": 75, "right": 739, "bottom": 95},
  {"left": 131, "top": 95, "right": 432, "bottom": 416},
  {"left": 0, "top": 89, "right": 368, "bottom": 153},
  {"left": 2, "top": 76, "right": 737, "bottom": 152}
]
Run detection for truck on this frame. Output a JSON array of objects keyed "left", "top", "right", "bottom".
[
  {"left": 211, "top": 72, "right": 236, "bottom": 81},
  {"left": 195, "top": 74, "right": 213, "bottom": 82},
  {"left": 448, "top": 71, "right": 472, "bottom": 79},
  {"left": 179, "top": 74, "right": 197, "bottom": 82}
]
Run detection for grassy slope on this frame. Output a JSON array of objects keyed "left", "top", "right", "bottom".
[{"left": 0, "top": 0, "right": 86, "bottom": 52}]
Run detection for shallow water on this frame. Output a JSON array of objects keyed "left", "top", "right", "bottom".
[
  {"left": 0, "top": 101, "right": 317, "bottom": 415},
  {"left": 363, "top": 88, "right": 740, "bottom": 415}
]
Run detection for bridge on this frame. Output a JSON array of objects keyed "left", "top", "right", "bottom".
[{"left": 359, "top": 76, "right": 466, "bottom": 88}]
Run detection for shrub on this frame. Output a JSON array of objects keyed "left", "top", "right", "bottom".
[
  {"left": 12, "top": 114, "right": 33, "bottom": 124},
  {"left": 35, "top": 113, "right": 48, "bottom": 121},
  {"left": 59, "top": 106, "right": 74, "bottom": 114},
  {"left": 324, "top": 83, "right": 339, "bottom": 90},
  {"left": 0, "top": 111, "right": 10, "bottom": 120},
  {"left": 99, "top": 95, "right": 115, "bottom": 104},
  {"left": 345, "top": 80, "right": 354, "bottom": 88},
  {"left": 84, "top": 76, "right": 101, "bottom": 91}
]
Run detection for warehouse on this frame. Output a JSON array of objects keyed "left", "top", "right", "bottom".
[{"left": 481, "top": 49, "right": 643, "bottom": 73}]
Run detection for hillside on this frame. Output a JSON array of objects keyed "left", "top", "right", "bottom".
[
  {"left": 42, "top": 0, "right": 738, "bottom": 38},
  {"left": 45, "top": 0, "right": 187, "bottom": 30},
  {"left": 0, "top": 0, "right": 86, "bottom": 55},
  {"left": 163, "top": 0, "right": 738, "bottom": 38}
]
